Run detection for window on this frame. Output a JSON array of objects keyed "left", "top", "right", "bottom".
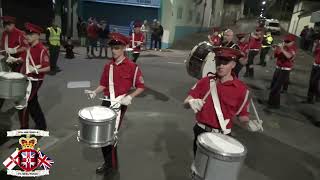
[
  {"left": 196, "top": 12, "right": 201, "bottom": 24},
  {"left": 188, "top": 10, "right": 193, "bottom": 22},
  {"left": 177, "top": 7, "right": 183, "bottom": 19}
]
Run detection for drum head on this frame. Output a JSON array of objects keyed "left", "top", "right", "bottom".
[
  {"left": 125, "top": 48, "right": 134, "bottom": 52},
  {"left": 0, "top": 72, "right": 25, "bottom": 79},
  {"left": 79, "top": 106, "right": 116, "bottom": 123},
  {"left": 197, "top": 132, "right": 246, "bottom": 156}
]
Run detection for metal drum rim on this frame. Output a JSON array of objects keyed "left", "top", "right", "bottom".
[
  {"left": 0, "top": 72, "right": 27, "bottom": 80},
  {"left": 77, "top": 136, "right": 115, "bottom": 148},
  {"left": 196, "top": 133, "right": 247, "bottom": 161},
  {"left": 78, "top": 106, "right": 117, "bottom": 123}
]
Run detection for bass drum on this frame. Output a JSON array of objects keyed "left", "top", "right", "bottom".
[{"left": 186, "top": 41, "right": 216, "bottom": 79}]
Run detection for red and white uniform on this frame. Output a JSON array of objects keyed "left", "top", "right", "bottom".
[
  {"left": 314, "top": 42, "right": 320, "bottom": 65},
  {"left": 100, "top": 57, "right": 145, "bottom": 97},
  {"left": 210, "top": 35, "right": 222, "bottom": 46},
  {"left": 248, "top": 35, "right": 262, "bottom": 51},
  {"left": 189, "top": 76, "right": 249, "bottom": 130},
  {"left": 238, "top": 41, "right": 249, "bottom": 58},
  {"left": 20, "top": 43, "right": 50, "bottom": 80},
  {"left": 129, "top": 32, "right": 145, "bottom": 53},
  {"left": 274, "top": 45, "right": 297, "bottom": 70}
]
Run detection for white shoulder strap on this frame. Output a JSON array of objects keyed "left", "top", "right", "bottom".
[
  {"left": 132, "top": 66, "right": 138, "bottom": 88},
  {"left": 209, "top": 79, "right": 228, "bottom": 133},
  {"left": 109, "top": 64, "right": 116, "bottom": 104},
  {"left": 236, "top": 90, "right": 250, "bottom": 115}
]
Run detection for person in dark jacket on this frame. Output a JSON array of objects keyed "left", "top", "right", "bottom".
[
  {"left": 154, "top": 21, "right": 163, "bottom": 51},
  {"left": 98, "top": 20, "right": 110, "bottom": 58},
  {"left": 64, "top": 37, "right": 74, "bottom": 59}
]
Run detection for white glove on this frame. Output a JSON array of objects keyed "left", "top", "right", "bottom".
[
  {"left": 6, "top": 47, "right": 18, "bottom": 54},
  {"left": 120, "top": 95, "right": 132, "bottom": 106},
  {"left": 188, "top": 99, "right": 205, "bottom": 113},
  {"left": 136, "top": 41, "right": 142, "bottom": 46},
  {"left": 28, "top": 65, "right": 41, "bottom": 73},
  {"left": 6, "top": 56, "right": 21, "bottom": 63},
  {"left": 84, "top": 90, "right": 97, "bottom": 99},
  {"left": 247, "top": 120, "right": 264, "bottom": 132}
]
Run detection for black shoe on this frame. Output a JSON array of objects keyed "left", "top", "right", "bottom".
[
  {"left": 280, "top": 90, "right": 287, "bottom": 94},
  {"left": 301, "top": 100, "right": 314, "bottom": 104},
  {"left": 262, "top": 63, "right": 266, "bottom": 67},
  {"left": 48, "top": 71, "right": 57, "bottom": 76},
  {"left": 267, "top": 104, "right": 280, "bottom": 109},
  {"left": 96, "top": 163, "right": 112, "bottom": 175}
]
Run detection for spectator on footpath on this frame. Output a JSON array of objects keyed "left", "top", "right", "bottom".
[
  {"left": 150, "top": 19, "right": 157, "bottom": 50},
  {"left": 64, "top": 37, "right": 75, "bottom": 59},
  {"left": 86, "top": 17, "right": 99, "bottom": 58},
  {"left": 77, "top": 17, "right": 87, "bottom": 47},
  {"left": 300, "top": 26, "right": 308, "bottom": 50},
  {"left": 98, "top": 20, "right": 110, "bottom": 58},
  {"left": 305, "top": 27, "right": 314, "bottom": 52},
  {"left": 154, "top": 21, "right": 163, "bottom": 51},
  {"left": 141, "top": 20, "right": 149, "bottom": 50},
  {"left": 129, "top": 20, "right": 135, "bottom": 36}
]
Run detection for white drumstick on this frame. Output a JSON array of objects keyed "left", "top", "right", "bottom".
[{"left": 251, "top": 99, "right": 262, "bottom": 123}]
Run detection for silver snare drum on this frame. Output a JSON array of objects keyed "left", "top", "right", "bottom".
[
  {"left": 186, "top": 41, "right": 216, "bottom": 79},
  {"left": 0, "top": 72, "right": 27, "bottom": 100},
  {"left": 192, "top": 132, "right": 247, "bottom": 180},
  {"left": 78, "top": 106, "right": 117, "bottom": 148}
]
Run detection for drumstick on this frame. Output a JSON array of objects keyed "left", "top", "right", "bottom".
[{"left": 250, "top": 99, "right": 262, "bottom": 123}]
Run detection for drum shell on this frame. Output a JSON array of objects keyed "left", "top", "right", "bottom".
[
  {"left": 0, "top": 76, "right": 27, "bottom": 100},
  {"left": 125, "top": 50, "right": 134, "bottom": 60},
  {"left": 192, "top": 135, "right": 247, "bottom": 180},
  {"left": 78, "top": 109, "right": 116, "bottom": 148}
]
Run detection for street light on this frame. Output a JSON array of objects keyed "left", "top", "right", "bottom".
[{"left": 262, "top": 1, "right": 266, "bottom": 5}]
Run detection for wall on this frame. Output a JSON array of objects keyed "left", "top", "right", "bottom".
[
  {"left": 210, "top": 0, "right": 224, "bottom": 27},
  {"left": 222, "top": 1, "right": 243, "bottom": 27}
]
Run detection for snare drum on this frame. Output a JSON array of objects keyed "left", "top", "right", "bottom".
[
  {"left": 186, "top": 42, "right": 216, "bottom": 79},
  {"left": 78, "top": 106, "right": 117, "bottom": 148},
  {"left": 125, "top": 48, "right": 134, "bottom": 60},
  {"left": 191, "top": 132, "right": 247, "bottom": 180},
  {"left": 0, "top": 72, "right": 27, "bottom": 100},
  {"left": 0, "top": 55, "right": 9, "bottom": 72}
]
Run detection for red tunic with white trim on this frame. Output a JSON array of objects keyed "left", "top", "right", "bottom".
[
  {"left": 100, "top": 58, "right": 145, "bottom": 97},
  {"left": 20, "top": 43, "right": 50, "bottom": 79},
  {"left": 1, "top": 27, "right": 28, "bottom": 54},
  {"left": 274, "top": 45, "right": 297, "bottom": 69},
  {"left": 129, "top": 32, "right": 145, "bottom": 53},
  {"left": 188, "top": 76, "right": 250, "bottom": 129},
  {"left": 210, "top": 35, "right": 222, "bottom": 46}
]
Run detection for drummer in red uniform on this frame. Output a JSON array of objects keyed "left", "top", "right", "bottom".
[
  {"left": 184, "top": 47, "right": 251, "bottom": 155},
  {"left": 208, "top": 27, "right": 222, "bottom": 47},
  {"left": 18, "top": 23, "right": 51, "bottom": 130},
  {"left": 245, "top": 28, "right": 263, "bottom": 78},
  {"left": 268, "top": 34, "right": 297, "bottom": 109},
  {"left": 234, "top": 33, "right": 249, "bottom": 77},
  {"left": 85, "top": 32, "right": 145, "bottom": 175},
  {"left": 129, "top": 21, "right": 145, "bottom": 63},
  {"left": 0, "top": 16, "right": 28, "bottom": 110}
]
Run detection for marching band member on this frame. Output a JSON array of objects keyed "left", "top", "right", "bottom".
[
  {"left": 208, "top": 27, "right": 222, "bottom": 47},
  {"left": 18, "top": 23, "right": 51, "bottom": 130},
  {"left": 304, "top": 36, "right": 320, "bottom": 104},
  {"left": 0, "top": 16, "right": 28, "bottom": 110},
  {"left": 221, "top": 29, "right": 239, "bottom": 50},
  {"left": 129, "top": 21, "right": 145, "bottom": 63},
  {"left": 85, "top": 32, "right": 145, "bottom": 175},
  {"left": 268, "top": 34, "right": 297, "bottom": 109},
  {"left": 184, "top": 47, "right": 252, "bottom": 155},
  {"left": 245, "top": 28, "right": 263, "bottom": 78},
  {"left": 235, "top": 33, "right": 249, "bottom": 77}
]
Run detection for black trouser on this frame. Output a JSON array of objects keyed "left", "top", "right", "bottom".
[
  {"left": 234, "top": 62, "right": 243, "bottom": 78},
  {"left": 245, "top": 50, "right": 259, "bottom": 77},
  {"left": 101, "top": 100, "right": 127, "bottom": 169},
  {"left": 49, "top": 45, "right": 60, "bottom": 70},
  {"left": 282, "top": 71, "right": 291, "bottom": 92},
  {"left": 155, "top": 37, "right": 162, "bottom": 49},
  {"left": 150, "top": 35, "right": 156, "bottom": 49},
  {"left": 132, "top": 53, "right": 140, "bottom": 63},
  {"left": 18, "top": 81, "right": 46, "bottom": 130},
  {"left": 268, "top": 69, "right": 290, "bottom": 107},
  {"left": 193, "top": 124, "right": 208, "bottom": 156},
  {"left": 307, "top": 65, "right": 320, "bottom": 102},
  {"left": 259, "top": 47, "right": 270, "bottom": 65}
]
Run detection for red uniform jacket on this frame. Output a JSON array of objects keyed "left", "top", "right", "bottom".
[
  {"left": 314, "top": 43, "right": 320, "bottom": 65},
  {"left": 100, "top": 58, "right": 145, "bottom": 97},
  {"left": 274, "top": 45, "right": 297, "bottom": 69},
  {"left": 189, "top": 76, "right": 250, "bottom": 129},
  {"left": 20, "top": 43, "right": 50, "bottom": 80},
  {"left": 129, "top": 32, "right": 145, "bottom": 53},
  {"left": 248, "top": 36, "right": 262, "bottom": 50},
  {"left": 87, "top": 24, "right": 98, "bottom": 39},
  {"left": 238, "top": 41, "right": 249, "bottom": 58}
]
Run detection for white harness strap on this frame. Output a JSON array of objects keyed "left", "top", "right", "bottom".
[
  {"left": 4, "top": 35, "right": 9, "bottom": 51},
  {"left": 236, "top": 90, "right": 250, "bottom": 115},
  {"left": 26, "top": 48, "right": 39, "bottom": 75},
  {"left": 132, "top": 32, "right": 135, "bottom": 48},
  {"left": 132, "top": 66, "right": 138, "bottom": 88},
  {"left": 209, "top": 79, "right": 231, "bottom": 134},
  {"left": 109, "top": 64, "right": 125, "bottom": 135}
]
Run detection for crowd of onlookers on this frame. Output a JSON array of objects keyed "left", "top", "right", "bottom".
[
  {"left": 76, "top": 17, "right": 164, "bottom": 58},
  {"left": 300, "top": 25, "right": 320, "bottom": 52}
]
